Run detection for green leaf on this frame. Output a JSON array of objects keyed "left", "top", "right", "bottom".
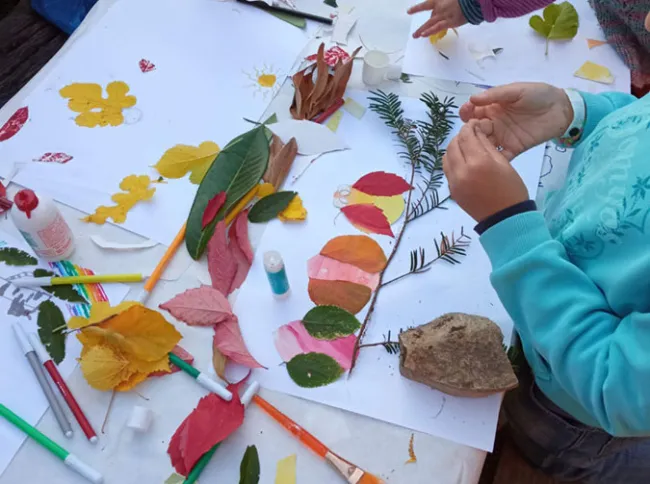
[
  {"left": 263, "top": 113, "right": 278, "bottom": 125},
  {"left": 0, "top": 247, "right": 37, "bottom": 266},
  {"left": 286, "top": 352, "right": 344, "bottom": 388},
  {"left": 239, "top": 445, "right": 260, "bottom": 484},
  {"left": 269, "top": 11, "right": 306, "bottom": 29},
  {"left": 324, "top": 0, "right": 338, "bottom": 7},
  {"left": 529, "top": 2, "right": 579, "bottom": 55},
  {"left": 248, "top": 191, "right": 297, "bottom": 223},
  {"left": 33, "top": 269, "right": 88, "bottom": 304},
  {"left": 302, "top": 306, "right": 360, "bottom": 340},
  {"left": 37, "top": 300, "right": 66, "bottom": 364},
  {"left": 186, "top": 126, "right": 270, "bottom": 259},
  {"left": 163, "top": 473, "right": 185, "bottom": 484}
]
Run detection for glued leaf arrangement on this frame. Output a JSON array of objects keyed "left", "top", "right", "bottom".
[
  {"left": 248, "top": 191, "right": 297, "bottom": 223},
  {"left": 529, "top": 2, "right": 579, "bottom": 55},
  {"left": 302, "top": 305, "right": 361, "bottom": 340},
  {"left": 83, "top": 174, "right": 158, "bottom": 225},
  {"left": 153, "top": 141, "right": 221, "bottom": 185},
  {"left": 37, "top": 301, "right": 67, "bottom": 364},
  {"left": 286, "top": 352, "right": 344, "bottom": 388},
  {"left": 33, "top": 269, "right": 87, "bottom": 303},
  {"left": 0, "top": 247, "right": 37, "bottom": 266},
  {"left": 59, "top": 81, "right": 136, "bottom": 127},
  {"left": 265, "top": 135, "right": 298, "bottom": 188}
]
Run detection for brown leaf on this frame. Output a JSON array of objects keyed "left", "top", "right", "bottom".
[
  {"left": 212, "top": 346, "right": 228, "bottom": 379},
  {"left": 308, "top": 279, "right": 372, "bottom": 314},
  {"left": 320, "top": 235, "right": 387, "bottom": 273},
  {"left": 329, "top": 47, "right": 362, "bottom": 106},
  {"left": 264, "top": 136, "right": 298, "bottom": 189},
  {"left": 308, "top": 44, "right": 331, "bottom": 116}
]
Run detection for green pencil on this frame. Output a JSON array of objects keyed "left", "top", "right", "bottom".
[
  {"left": 0, "top": 403, "right": 103, "bottom": 483},
  {"left": 168, "top": 353, "right": 232, "bottom": 401}
]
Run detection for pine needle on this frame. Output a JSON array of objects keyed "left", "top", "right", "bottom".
[{"left": 405, "top": 433, "right": 417, "bottom": 464}]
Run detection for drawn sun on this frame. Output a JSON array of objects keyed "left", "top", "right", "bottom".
[{"left": 244, "top": 64, "right": 282, "bottom": 98}]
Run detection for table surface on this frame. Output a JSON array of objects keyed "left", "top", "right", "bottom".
[{"left": 0, "top": 0, "right": 488, "bottom": 482}]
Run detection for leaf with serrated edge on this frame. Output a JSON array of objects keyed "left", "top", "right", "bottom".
[
  {"left": 213, "top": 317, "right": 264, "bottom": 369},
  {"left": 207, "top": 221, "right": 237, "bottom": 296},
  {"left": 160, "top": 286, "right": 233, "bottom": 326},
  {"left": 37, "top": 300, "right": 66, "bottom": 364},
  {"left": 286, "top": 352, "right": 344, "bottom": 388},
  {"left": 302, "top": 305, "right": 360, "bottom": 340},
  {"left": 248, "top": 191, "right": 297, "bottom": 223},
  {"left": 0, "top": 247, "right": 37, "bottom": 266}
]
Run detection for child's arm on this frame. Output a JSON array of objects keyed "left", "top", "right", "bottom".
[
  {"left": 473, "top": 0, "right": 553, "bottom": 22},
  {"left": 481, "top": 211, "right": 650, "bottom": 437},
  {"left": 572, "top": 92, "right": 639, "bottom": 143}
]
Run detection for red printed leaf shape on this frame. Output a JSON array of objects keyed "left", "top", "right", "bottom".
[
  {"left": 341, "top": 204, "right": 394, "bottom": 237},
  {"left": 352, "top": 171, "right": 412, "bottom": 196},
  {"left": 202, "top": 192, "right": 227, "bottom": 229},
  {"left": 139, "top": 59, "right": 156, "bottom": 73},
  {"left": 34, "top": 152, "right": 73, "bottom": 164},
  {"left": 0, "top": 107, "right": 28, "bottom": 142},
  {"left": 167, "top": 388, "right": 245, "bottom": 475},
  {"left": 159, "top": 286, "right": 233, "bottom": 326},
  {"left": 306, "top": 46, "right": 350, "bottom": 67},
  {"left": 228, "top": 209, "right": 253, "bottom": 292},
  {"left": 150, "top": 345, "right": 194, "bottom": 377},
  {"left": 213, "top": 316, "right": 265, "bottom": 369},
  {"left": 208, "top": 221, "right": 238, "bottom": 296}
]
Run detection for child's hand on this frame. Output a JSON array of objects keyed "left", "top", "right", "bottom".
[
  {"left": 459, "top": 83, "right": 573, "bottom": 161},
  {"left": 408, "top": 0, "right": 468, "bottom": 39},
  {"left": 443, "top": 121, "right": 529, "bottom": 222}
]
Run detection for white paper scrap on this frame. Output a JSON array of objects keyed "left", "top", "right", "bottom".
[{"left": 268, "top": 119, "right": 349, "bottom": 155}]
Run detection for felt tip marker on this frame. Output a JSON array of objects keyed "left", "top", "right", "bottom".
[
  {"left": 168, "top": 353, "right": 232, "bottom": 401},
  {"left": 13, "top": 273, "right": 144, "bottom": 287},
  {"left": 28, "top": 333, "right": 98, "bottom": 444}
]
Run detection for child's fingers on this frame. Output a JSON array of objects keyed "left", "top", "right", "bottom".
[
  {"left": 473, "top": 124, "right": 510, "bottom": 164},
  {"left": 420, "top": 20, "right": 450, "bottom": 39},
  {"left": 408, "top": 0, "right": 434, "bottom": 15},
  {"left": 458, "top": 122, "right": 489, "bottom": 163},
  {"left": 470, "top": 84, "right": 522, "bottom": 107}
]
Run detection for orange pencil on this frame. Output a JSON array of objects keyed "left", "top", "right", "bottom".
[{"left": 253, "top": 394, "right": 384, "bottom": 484}]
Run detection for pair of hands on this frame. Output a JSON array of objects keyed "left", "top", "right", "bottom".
[{"left": 443, "top": 83, "right": 574, "bottom": 222}]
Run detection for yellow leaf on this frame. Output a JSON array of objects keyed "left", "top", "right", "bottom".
[
  {"left": 257, "top": 182, "right": 276, "bottom": 199},
  {"left": 429, "top": 28, "right": 458, "bottom": 45},
  {"left": 275, "top": 454, "right": 297, "bottom": 484},
  {"left": 574, "top": 61, "right": 614, "bottom": 85},
  {"left": 68, "top": 301, "right": 140, "bottom": 330},
  {"left": 59, "top": 81, "right": 136, "bottom": 128},
  {"left": 114, "top": 372, "right": 149, "bottom": 392},
  {"left": 212, "top": 347, "right": 228, "bottom": 379},
  {"left": 152, "top": 142, "right": 221, "bottom": 185},
  {"left": 83, "top": 174, "right": 157, "bottom": 225},
  {"left": 115, "top": 355, "right": 171, "bottom": 391},
  {"left": 278, "top": 194, "right": 307, "bottom": 222},
  {"left": 347, "top": 188, "right": 405, "bottom": 225},
  {"left": 79, "top": 345, "right": 133, "bottom": 391}
]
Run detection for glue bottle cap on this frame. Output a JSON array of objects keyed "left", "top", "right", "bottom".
[{"left": 14, "top": 189, "right": 39, "bottom": 218}]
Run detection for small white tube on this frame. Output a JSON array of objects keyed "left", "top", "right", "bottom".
[
  {"left": 63, "top": 454, "right": 103, "bottom": 484},
  {"left": 28, "top": 333, "right": 51, "bottom": 363},
  {"left": 11, "top": 277, "right": 50, "bottom": 288},
  {"left": 196, "top": 374, "right": 232, "bottom": 401},
  {"left": 126, "top": 406, "right": 153, "bottom": 433},
  {"left": 12, "top": 323, "right": 33, "bottom": 355},
  {"left": 240, "top": 381, "right": 260, "bottom": 407}
]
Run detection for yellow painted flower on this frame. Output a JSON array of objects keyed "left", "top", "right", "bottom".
[{"left": 59, "top": 81, "right": 136, "bottom": 128}]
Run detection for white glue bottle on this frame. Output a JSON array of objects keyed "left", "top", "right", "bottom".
[{"left": 10, "top": 189, "right": 75, "bottom": 261}]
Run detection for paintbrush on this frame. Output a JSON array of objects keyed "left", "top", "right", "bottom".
[{"left": 253, "top": 394, "right": 384, "bottom": 483}]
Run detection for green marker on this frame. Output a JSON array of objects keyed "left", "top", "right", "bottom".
[
  {"left": 0, "top": 403, "right": 103, "bottom": 483},
  {"left": 168, "top": 353, "right": 232, "bottom": 401}
]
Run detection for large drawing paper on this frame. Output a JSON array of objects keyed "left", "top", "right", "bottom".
[
  {"left": 403, "top": 0, "right": 630, "bottom": 93},
  {"left": 0, "top": 0, "right": 308, "bottom": 245},
  {"left": 234, "top": 92, "right": 545, "bottom": 452}
]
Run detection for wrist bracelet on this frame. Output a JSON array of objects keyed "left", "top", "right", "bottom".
[{"left": 555, "top": 88, "right": 585, "bottom": 147}]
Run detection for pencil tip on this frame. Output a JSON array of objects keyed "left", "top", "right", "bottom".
[{"left": 65, "top": 431, "right": 73, "bottom": 438}]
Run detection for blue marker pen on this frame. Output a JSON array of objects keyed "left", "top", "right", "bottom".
[{"left": 263, "top": 250, "right": 290, "bottom": 299}]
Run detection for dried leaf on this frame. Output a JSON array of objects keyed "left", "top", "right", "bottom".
[
  {"left": 529, "top": 2, "right": 579, "bottom": 55},
  {"left": 320, "top": 235, "right": 387, "bottom": 273},
  {"left": 249, "top": 191, "right": 297, "bottom": 223},
  {"left": 153, "top": 142, "right": 220, "bottom": 185},
  {"left": 352, "top": 171, "right": 412, "bottom": 196},
  {"left": 307, "top": 254, "right": 379, "bottom": 290},
  {"left": 212, "top": 346, "right": 228, "bottom": 379},
  {"left": 139, "top": 59, "right": 156, "bottom": 73},
  {"left": 228, "top": 210, "right": 254, "bottom": 291},
  {"left": 275, "top": 454, "right": 296, "bottom": 484},
  {"left": 341, "top": 204, "right": 394, "bottom": 237},
  {"left": 0, "top": 247, "right": 37, "bottom": 266},
  {"left": 328, "top": 46, "right": 362, "bottom": 106},
  {"left": 239, "top": 445, "right": 260, "bottom": 484},
  {"left": 33, "top": 269, "right": 88, "bottom": 303},
  {"left": 213, "top": 316, "right": 265, "bottom": 369},
  {"left": 207, "top": 221, "right": 237, "bottom": 296},
  {"left": 59, "top": 81, "right": 136, "bottom": 127},
  {"left": 37, "top": 301, "right": 66, "bottom": 364},
  {"left": 278, "top": 194, "right": 306, "bottom": 222},
  {"left": 264, "top": 136, "right": 298, "bottom": 188},
  {"left": 202, "top": 192, "right": 227, "bottom": 229},
  {"left": 0, "top": 107, "right": 28, "bottom": 142},
  {"left": 405, "top": 433, "right": 417, "bottom": 464},
  {"left": 80, "top": 345, "right": 133, "bottom": 391},
  {"left": 83, "top": 174, "right": 156, "bottom": 225},
  {"left": 309, "top": 44, "right": 331, "bottom": 112},
  {"left": 116, "top": 355, "right": 170, "bottom": 391},
  {"left": 302, "top": 305, "right": 360, "bottom": 340},
  {"left": 68, "top": 301, "right": 139, "bottom": 329},
  {"left": 33, "top": 152, "right": 73, "bottom": 164},
  {"left": 159, "top": 286, "right": 233, "bottom": 326},
  {"left": 308, "top": 279, "right": 372, "bottom": 314},
  {"left": 286, "top": 352, "right": 344, "bottom": 388}
]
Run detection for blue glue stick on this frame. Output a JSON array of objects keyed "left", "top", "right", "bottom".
[{"left": 264, "top": 250, "right": 290, "bottom": 299}]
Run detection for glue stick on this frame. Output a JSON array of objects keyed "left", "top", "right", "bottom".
[
  {"left": 264, "top": 250, "right": 290, "bottom": 298},
  {"left": 10, "top": 189, "right": 75, "bottom": 262}
]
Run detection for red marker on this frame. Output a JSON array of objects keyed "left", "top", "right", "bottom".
[
  {"left": 311, "top": 98, "right": 345, "bottom": 124},
  {"left": 28, "top": 333, "right": 98, "bottom": 444}
]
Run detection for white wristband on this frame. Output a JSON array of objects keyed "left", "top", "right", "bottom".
[{"left": 557, "top": 88, "right": 586, "bottom": 146}]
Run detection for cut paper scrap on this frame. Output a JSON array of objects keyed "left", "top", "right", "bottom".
[
  {"left": 587, "top": 38, "right": 607, "bottom": 49},
  {"left": 574, "top": 61, "right": 614, "bottom": 84},
  {"left": 275, "top": 454, "right": 297, "bottom": 484},
  {"left": 153, "top": 141, "right": 221, "bottom": 185},
  {"left": 468, "top": 42, "right": 499, "bottom": 62},
  {"left": 308, "top": 279, "right": 371, "bottom": 314},
  {"left": 306, "top": 46, "right": 350, "bottom": 67},
  {"left": 320, "top": 235, "right": 387, "bottom": 273},
  {"left": 331, "top": 12, "right": 358, "bottom": 45},
  {"left": 343, "top": 97, "right": 366, "bottom": 119},
  {"left": 139, "top": 59, "right": 156, "bottom": 72},
  {"left": 89, "top": 235, "right": 158, "bottom": 251},
  {"left": 33, "top": 152, "right": 73, "bottom": 164},
  {"left": 267, "top": 119, "right": 349, "bottom": 155},
  {"left": 82, "top": 174, "right": 157, "bottom": 225},
  {"left": 213, "top": 316, "right": 264, "bottom": 369},
  {"left": 160, "top": 286, "right": 233, "bottom": 326},
  {"left": 59, "top": 81, "right": 136, "bottom": 127},
  {"left": 0, "top": 106, "right": 28, "bottom": 142},
  {"left": 308, "top": 254, "right": 380, "bottom": 290},
  {"left": 326, "top": 109, "right": 344, "bottom": 132}
]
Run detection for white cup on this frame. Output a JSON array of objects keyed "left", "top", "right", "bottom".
[{"left": 362, "top": 50, "right": 402, "bottom": 86}]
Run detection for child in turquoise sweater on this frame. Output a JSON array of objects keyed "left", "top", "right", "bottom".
[{"left": 443, "top": 19, "right": 650, "bottom": 481}]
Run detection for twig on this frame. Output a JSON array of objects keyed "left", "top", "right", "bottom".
[{"left": 101, "top": 391, "right": 116, "bottom": 433}]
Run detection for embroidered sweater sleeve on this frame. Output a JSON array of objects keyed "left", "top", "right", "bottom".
[
  {"left": 574, "top": 91, "right": 638, "bottom": 143},
  {"left": 474, "top": 0, "right": 553, "bottom": 22}
]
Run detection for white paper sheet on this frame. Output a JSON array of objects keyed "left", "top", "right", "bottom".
[
  {"left": 0, "top": 229, "right": 129, "bottom": 475},
  {"left": 0, "top": 0, "right": 309, "bottom": 245},
  {"left": 234, "top": 92, "right": 545, "bottom": 452},
  {"left": 402, "top": 0, "right": 631, "bottom": 93}
]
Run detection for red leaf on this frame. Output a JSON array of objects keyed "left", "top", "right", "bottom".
[
  {"left": 167, "top": 386, "right": 245, "bottom": 475},
  {"left": 34, "top": 152, "right": 73, "bottom": 164},
  {"left": 159, "top": 286, "right": 233, "bottom": 326},
  {"left": 0, "top": 182, "right": 6, "bottom": 198},
  {"left": 208, "top": 221, "right": 237, "bottom": 296},
  {"left": 201, "top": 192, "right": 226, "bottom": 229},
  {"left": 228, "top": 209, "right": 253, "bottom": 292},
  {"left": 213, "top": 316, "right": 265, "bottom": 369},
  {"left": 352, "top": 171, "right": 412, "bottom": 196},
  {"left": 150, "top": 345, "right": 194, "bottom": 377},
  {"left": 139, "top": 59, "right": 156, "bottom": 73},
  {"left": 341, "top": 204, "right": 394, "bottom": 237},
  {"left": 0, "top": 107, "right": 28, "bottom": 142},
  {"left": 306, "top": 46, "right": 350, "bottom": 67}
]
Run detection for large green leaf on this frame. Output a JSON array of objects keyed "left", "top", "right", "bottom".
[
  {"left": 0, "top": 247, "right": 37, "bottom": 266},
  {"left": 239, "top": 445, "right": 260, "bottom": 484},
  {"left": 529, "top": 2, "right": 579, "bottom": 55},
  {"left": 286, "top": 352, "right": 344, "bottom": 388},
  {"left": 269, "top": 11, "right": 306, "bottom": 29},
  {"left": 248, "top": 191, "right": 296, "bottom": 223},
  {"left": 186, "top": 126, "right": 270, "bottom": 259},
  {"left": 37, "top": 300, "right": 66, "bottom": 364},
  {"left": 34, "top": 269, "right": 88, "bottom": 304},
  {"left": 302, "top": 305, "right": 361, "bottom": 340}
]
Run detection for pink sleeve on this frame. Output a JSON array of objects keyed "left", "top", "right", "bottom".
[{"left": 478, "top": 0, "right": 554, "bottom": 22}]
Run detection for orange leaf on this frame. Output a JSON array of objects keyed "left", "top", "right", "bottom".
[
  {"left": 212, "top": 347, "right": 228, "bottom": 379},
  {"left": 341, "top": 204, "right": 394, "bottom": 237},
  {"left": 319, "top": 235, "right": 387, "bottom": 273},
  {"left": 308, "top": 279, "right": 372, "bottom": 314}
]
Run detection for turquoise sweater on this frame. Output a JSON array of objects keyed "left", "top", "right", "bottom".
[{"left": 481, "top": 91, "right": 650, "bottom": 436}]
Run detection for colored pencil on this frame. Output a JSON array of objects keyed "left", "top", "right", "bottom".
[
  {"left": 0, "top": 403, "right": 103, "bottom": 483},
  {"left": 14, "top": 273, "right": 144, "bottom": 287},
  {"left": 236, "top": 0, "right": 334, "bottom": 25},
  {"left": 28, "top": 333, "right": 98, "bottom": 444},
  {"left": 168, "top": 353, "right": 232, "bottom": 401},
  {"left": 12, "top": 323, "right": 73, "bottom": 438}
]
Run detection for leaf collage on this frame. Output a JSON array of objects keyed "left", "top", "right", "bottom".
[{"left": 83, "top": 174, "right": 159, "bottom": 225}]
